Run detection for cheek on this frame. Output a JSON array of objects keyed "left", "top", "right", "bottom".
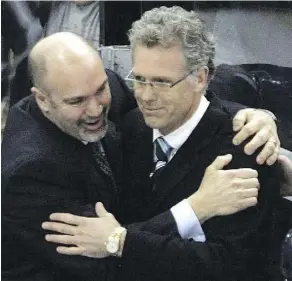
[
  {"left": 134, "top": 93, "right": 145, "bottom": 108},
  {"left": 60, "top": 107, "right": 84, "bottom": 123},
  {"left": 160, "top": 94, "right": 176, "bottom": 110},
  {"left": 134, "top": 91, "right": 141, "bottom": 101},
  {"left": 167, "top": 95, "right": 189, "bottom": 115}
]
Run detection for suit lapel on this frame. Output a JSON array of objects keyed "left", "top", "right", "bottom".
[
  {"left": 130, "top": 125, "right": 153, "bottom": 190},
  {"left": 153, "top": 95, "right": 231, "bottom": 205},
  {"left": 141, "top": 129, "right": 153, "bottom": 183}
]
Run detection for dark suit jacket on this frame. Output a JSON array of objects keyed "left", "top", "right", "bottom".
[
  {"left": 106, "top": 69, "right": 137, "bottom": 124},
  {"left": 119, "top": 92, "right": 281, "bottom": 281},
  {"left": 1, "top": 87, "right": 199, "bottom": 281},
  {"left": 1, "top": 79, "right": 284, "bottom": 280},
  {"left": 1, "top": 95, "right": 123, "bottom": 281},
  {"left": 2, "top": 65, "right": 244, "bottom": 281}
]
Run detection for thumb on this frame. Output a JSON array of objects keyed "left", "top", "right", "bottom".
[
  {"left": 210, "top": 154, "right": 233, "bottom": 170},
  {"left": 278, "top": 155, "right": 291, "bottom": 166},
  {"left": 278, "top": 155, "right": 292, "bottom": 173},
  {"left": 233, "top": 109, "right": 249, "bottom": 131},
  {"left": 95, "top": 202, "right": 109, "bottom": 217}
]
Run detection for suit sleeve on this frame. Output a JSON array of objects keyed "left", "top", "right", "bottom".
[
  {"left": 2, "top": 159, "right": 118, "bottom": 281},
  {"left": 119, "top": 145, "right": 280, "bottom": 281},
  {"left": 221, "top": 99, "right": 247, "bottom": 117}
]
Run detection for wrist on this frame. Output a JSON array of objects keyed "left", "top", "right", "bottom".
[
  {"left": 187, "top": 192, "right": 213, "bottom": 224},
  {"left": 119, "top": 228, "right": 127, "bottom": 257},
  {"left": 258, "top": 109, "right": 277, "bottom": 122}
]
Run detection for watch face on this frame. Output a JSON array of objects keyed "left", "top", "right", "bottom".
[{"left": 107, "top": 241, "right": 119, "bottom": 254}]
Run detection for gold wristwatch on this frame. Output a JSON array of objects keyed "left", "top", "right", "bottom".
[{"left": 106, "top": 227, "right": 127, "bottom": 257}]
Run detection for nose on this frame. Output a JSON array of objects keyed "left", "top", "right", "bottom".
[{"left": 85, "top": 96, "right": 103, "bottom": 117}]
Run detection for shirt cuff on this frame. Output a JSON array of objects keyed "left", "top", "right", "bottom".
[{"left": 171, "top": 199, "right": 206, "bottom": 242}]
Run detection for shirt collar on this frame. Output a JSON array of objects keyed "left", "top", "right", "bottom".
[{"left": 153, "top": 95, "right": 210, "bottom": 150}]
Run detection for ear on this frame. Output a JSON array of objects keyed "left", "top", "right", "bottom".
[
  {"left": 192, "top": 66, "right": 209, "bottom": 94},
  {"left": 31, "top": 87, "right": 50, "bottom": 112}
]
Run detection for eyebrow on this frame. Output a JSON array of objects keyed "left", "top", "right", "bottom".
[
  {"left": 95, "top": 78, "right": 108, "bottom": 93},
  {"left": 63, "top": 78, "right": 108, "bottom": 102}
]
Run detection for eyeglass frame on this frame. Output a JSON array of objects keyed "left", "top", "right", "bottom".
[{"left": 125, "top": 68, "right": 196, "bottom": 90}]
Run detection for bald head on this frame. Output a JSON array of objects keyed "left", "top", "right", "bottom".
[
  {"left": 29, "top": 32, "right": 103, "bottom": 92},
  {"left": 29, "top": 32, "right": 111, "bottom": 143}
]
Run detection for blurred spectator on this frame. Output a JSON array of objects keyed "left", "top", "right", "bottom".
[
  {"left": 1, "top": 1, "right": 42, "bottom": 107},
  {"left": 39, "top": 1, "right": 101, "bottom": 50},
  {"left": 3, "top": 1, "right": 103, "bottom": 108}
]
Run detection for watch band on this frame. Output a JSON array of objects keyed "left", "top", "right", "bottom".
[{"left": 106, "top": 226, "right": 127, "bottom": 257}]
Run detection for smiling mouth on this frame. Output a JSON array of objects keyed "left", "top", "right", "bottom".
[
  {"left": 144, "top": 107, "right": 162, "bottom": 112},
  {"left": 83, "top": 118, "right": 104, "bottom": 131}
]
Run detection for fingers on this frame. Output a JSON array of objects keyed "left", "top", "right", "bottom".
[
  {"left": 95, "top": 202, "right": 113, "bottom": 218},
  {"left": 278, "top": 154, "right": 292, "bottom": 166},
  {"left": 256, "top": 138, "right": 279, "bottom": 165},
  {"left": 264, "top": 142, "right": 280, "bottom": 166},
  {"left": 233, "top": 109, "right": 252, "bottom": 132},
  {"left": 42, "top": 221, "right": 77, "bottom": 235},
  {"left": 239, "top": 178, "right": 260, "bottom": 190},
  {"left": 45, "top": 234, "right": 78, "bottom": 245},
  {"left": 209, "top": 154, "right": 233, "bottom": 170},
  {"left": 233, "top": 122, "right": 258, "bottom": 146},
  {"left": 56, "top": 246, "right": 84, "bottom": 255},
  {"left": 49, "top": 213, "right": 86, "bottom": 226},
  {"left": 235, "top": 190, "right": 259, "bottom": 212},
  {"left": 232, "top": 120, "right": 280, "bottom": 166},
  {"left": 241, "top": 197, "right": 258, "bottom": 209},
  {"left": 243, "top": 129, "right": 269, "bottom": 155},
  {"left": 241, "top": 188, "right": 259, "bottom": 198},
  {"left": 230, "top": 168, "right": 258, "bottom": 179},
  {"left": 232, "top": 108, "right": 280, "bottom": 165}
]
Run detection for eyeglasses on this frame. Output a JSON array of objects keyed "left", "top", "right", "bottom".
[{"left": 125, "top": 69, "right": 195, "bottom": 91}]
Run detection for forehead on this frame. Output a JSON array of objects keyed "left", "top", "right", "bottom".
[
  {"left": 48, "top": 57, "right": 107, "bottom": 98},
  {"left": 133, "top": 45, "right": 186, "bottom": 78}
]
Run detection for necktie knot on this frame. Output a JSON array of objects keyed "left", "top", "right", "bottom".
[
  {"left": 150, "top": 137, "right": 173, "bottom": 188},
  {"left": 154, "top": 137, "right": 173, "bottom": 163}
]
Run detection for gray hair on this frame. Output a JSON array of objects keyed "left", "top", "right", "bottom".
[{"left": 128, "top": 6, "right": 215, "bottom": 79}]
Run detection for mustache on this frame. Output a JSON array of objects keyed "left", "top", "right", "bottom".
[
  {"left": 82, "top": 106, "right": 109, "bottom": 123},
  {"left": 83, "top": 117, "right": 102, "bottom": 123}
]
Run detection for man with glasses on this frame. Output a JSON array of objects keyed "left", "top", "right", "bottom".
[
  {"left": 41, "top": 7, "right": 289, "bottom": 281},
  {"left": 125, "top": 68, "right": 197, "bottom": 90},
  {"left": 3, "top": 31, "right": 285, "bottom": 281}
]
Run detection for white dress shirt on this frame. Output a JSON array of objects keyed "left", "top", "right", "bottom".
[{"left": 153, "top": 95, "right": 210, "bottom": 242}]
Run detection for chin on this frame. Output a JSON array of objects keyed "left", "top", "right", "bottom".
[
  {"left": 81, "top": 125, "right": 108, "bottom": 143},
  {"left": 144, "top": 118, "right": 165, "bottom": 130},
  {"left": 84, "top": 135, "right": 104, "bottom": 143}
]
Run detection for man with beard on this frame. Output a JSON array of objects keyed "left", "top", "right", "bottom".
[
  {"left": 2, "top": 32, "right": 284, "bottom": 281},
  {"left": 40, "top": 7, "right": 291, "bottom": 281}
]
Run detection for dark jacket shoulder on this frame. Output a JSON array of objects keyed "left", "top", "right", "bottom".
[{"left": 106, "top": 68, "right": 137, "bottom": 123}]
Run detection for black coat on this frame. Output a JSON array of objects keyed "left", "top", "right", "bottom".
[
  {"left": 2, "top": 77, "right": 286, "bottom": 280},
  {"left": 1, "top": 94, "right": 123, "bottom": 281},
  {"left": 119, "top": 92, "right": 282, "bottom": 281}
]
